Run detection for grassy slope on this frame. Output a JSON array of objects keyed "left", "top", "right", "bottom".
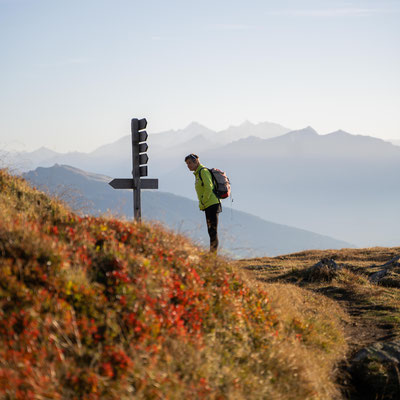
[
  {"left": 236, "top": 248, "right": 400, "bottom": 398},
  {"left": 0, "top": 169, "right": 347, "bottom": 400},
  {"left": 236, "top": 248, "right": 400, "bottom": 341}
]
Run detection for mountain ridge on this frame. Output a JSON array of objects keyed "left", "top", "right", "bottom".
[
  {"left": 209, "top": 126, "right": 400, "bottom": 158},
  {"left": 4, "top": 120, "right": 400, "bottom": 248},
  {"left": 6, "top": 122, "right": 399, "bottom": 172}
]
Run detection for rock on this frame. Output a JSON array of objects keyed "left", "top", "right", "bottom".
[
  {"left": 313, "top": 258, "right": 342, "bottom": 271},
  {"left": 304, "top": 258, "right": 343, "bottom": 282},
  {"left": 350, "top": 340, "right": 400, "bottom": 399},
  {"left": 381, "top": 256, "right": 400, "bottom": 268},
  {"left": 352, "top": 341, "right": 400, "bottom": 364},
  {"left": 369, "top": 268, "right": 389, "bottom": 283},
  {"left": 369, "top": 256, "right": 400, "bottom": 287}
]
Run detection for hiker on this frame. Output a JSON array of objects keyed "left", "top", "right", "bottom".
[{"left": 185, "top": 153, "right": 221, "bottom": 253}]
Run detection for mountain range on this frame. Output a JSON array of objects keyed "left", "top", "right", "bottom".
[
  {"left": 159, "top": 127, "right": 400, "bottom": 247},
  {"left": 4, "top": 120, "right": 400, "bottom": 248},
  {"left": 23, "top": 164, "right": 352, "bottom": 259},
  {"left": 4, "top": 121, "right": 290, "bottom": 174}
]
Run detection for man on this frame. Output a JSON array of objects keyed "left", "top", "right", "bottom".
[{"left": 185, "top": 154, "right": 221, "bottom": 253}]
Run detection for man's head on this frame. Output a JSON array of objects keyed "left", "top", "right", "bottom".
[{"left": 185, "top": 153, "right": 200, "bottom": 171}]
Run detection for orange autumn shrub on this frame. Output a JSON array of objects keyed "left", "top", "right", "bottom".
[{"left": 0, "top": 169, "right": 346, "bottom": 399}]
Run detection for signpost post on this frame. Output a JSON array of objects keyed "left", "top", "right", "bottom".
[{"left": 109, "top": 118, "right": 158, "bottom": 221}]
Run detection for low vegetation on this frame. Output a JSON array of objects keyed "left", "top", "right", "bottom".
[
  {"left": 236, "top": 247, "right": 400, "bottom": 399},
  {"left": 0, "top": 168, "right": 350, "bottom": 399},
  {"left": 237, "top": 248, "right": 400, "bottom": 338}
]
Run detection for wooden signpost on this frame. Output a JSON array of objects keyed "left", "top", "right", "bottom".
[{"left": 109, "top": 118, "right": 158, "bottom": 221}]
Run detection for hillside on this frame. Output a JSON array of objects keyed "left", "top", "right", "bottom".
[
  {"left": 0, "top": 168, "right": 350, "bottom": 399},
  {"left": 22, "top": 164, "right": 353, "bottom": 258}
]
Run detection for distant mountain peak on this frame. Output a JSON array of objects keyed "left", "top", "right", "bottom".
[
  {"left": 328, "top": 129, "right": 352, "bottom": 136},
  {"left": 285, "top": 126, "right": 319, "bottom": 138},
  {"left": 30, "top": 146, "right": 58, "bottom": 155},
  {"left": 325, "top": 130, "right": 389, "bottom": 143},
  {"left": 184, "top": 121, "right": 210, "bottom": 131},
  {"left": 304, "top": 126, "right": 318, "bottom": 134},
  {"left": 31, "top": 163, "right": 110, "bottom": 182}
]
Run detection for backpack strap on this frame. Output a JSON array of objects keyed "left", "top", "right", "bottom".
[
  {"left": 198, "top": 168, "right": 220, "bottom": 204},
  {"left": 199, "top": 167, "right": 215, "bottom": 186},
  {"left": 198, "top": 167, "right": 207, "bottom": 186}
]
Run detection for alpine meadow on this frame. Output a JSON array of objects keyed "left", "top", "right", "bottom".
[
  {"left": 1, "top": 165, "right": 400, "bottom": 399},
  {"left": 0, "top": 168, "right": 351, "bottom": 399}
]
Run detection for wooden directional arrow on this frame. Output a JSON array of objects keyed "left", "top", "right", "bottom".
[
  {"left": 139, "top": 153, "right": 149, "bottom": 165},
  {"left": 109, "top": 178, "right": 158, "bottom": 190},
  {"left": 138, "top": 143, "right": 148, "bottom": 153}
]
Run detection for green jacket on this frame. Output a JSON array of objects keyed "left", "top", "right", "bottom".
[{"left": 194, "top": 164, "right": 220, "bottom": 211}]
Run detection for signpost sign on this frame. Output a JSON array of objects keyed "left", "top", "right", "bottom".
[{"left": 109, "top": 118, "right": 158, "bottom": 221}]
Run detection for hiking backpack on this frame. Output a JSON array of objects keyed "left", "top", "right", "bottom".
[{"left": 199, "top": 168, "right": 231, "bottom": 199}]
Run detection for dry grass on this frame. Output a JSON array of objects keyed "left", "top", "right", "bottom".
[
  {"left": 236, "top": 270, "right": 349, "bottom": 398},
  {"left": 0, "top": 168, "right": 352, "bottom": 399},
  {"left": 236, "top": 246, "right": 400, "bottom": 398},
  {"left": 237, "top": 247, "right": 400, "bottom": 334}
]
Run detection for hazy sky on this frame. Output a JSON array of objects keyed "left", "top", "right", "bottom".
[{"left": 1, "top": 0, "right": 399, "bottom": 152}]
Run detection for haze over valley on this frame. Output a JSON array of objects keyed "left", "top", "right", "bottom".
[
  {"left": 23, "top": 163, "right": 352, "bottom": 259},
  {"left": 4, "top": 120, "right": 399, "bottom": 252}
]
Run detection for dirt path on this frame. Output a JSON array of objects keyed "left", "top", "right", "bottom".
[
  {"left": 315, "top": 286, "right": 397, "bottom": 348},
  {"left": 311, "top": 285, "right": 398, "bottom": 399}
]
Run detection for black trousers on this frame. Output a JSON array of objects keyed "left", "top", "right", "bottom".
[{"left": 204, "top": 203, "right": 221, "bottom": 253}]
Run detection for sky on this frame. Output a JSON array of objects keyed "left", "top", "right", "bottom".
[{"left": 0, "top": 0, "right": 399, "bottom": 153}]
